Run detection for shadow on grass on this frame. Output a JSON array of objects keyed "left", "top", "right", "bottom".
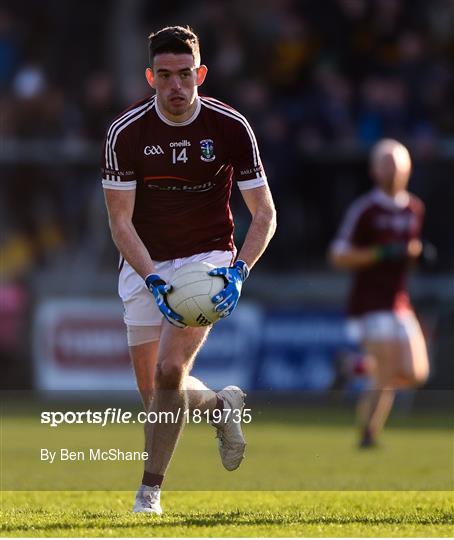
[{"left": 3, "top": 509, "right": 453, "bottom": 533}]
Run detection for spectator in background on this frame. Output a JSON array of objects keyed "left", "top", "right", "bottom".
[
  {"left": 0, "top": 8, "right": 20, "bottom": 90},
  {"left": 79, "top": 71, "right": 119, "bottom": 140},
  {"left": 309, "top": 63, "right": 355, "bottom": 145},
  {"left": 4, "top": 64, "right": 67, "bottom": 267},
  {"left": 357, "top": 76, "right": 409, "bottom": 143},
  {"left": 1, "top": 0, "right": 454, "bottom": 274}
]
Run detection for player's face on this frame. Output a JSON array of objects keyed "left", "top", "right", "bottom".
[
  {"left": 371, "top": 150, "right": 411, "bottom": 195},
  {"left": 146, "top": 53, "right": 207, "bottom": 122}
]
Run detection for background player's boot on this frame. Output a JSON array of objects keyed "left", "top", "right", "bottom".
[
  {"left": 133, "top": 484, "right": 162, "bottom": 514},
  {"left": 211, "top": 385, "right": 246, "bottom": 471},
  {"left": 359, "top": 427, "right": 377, "bottom": 449}
]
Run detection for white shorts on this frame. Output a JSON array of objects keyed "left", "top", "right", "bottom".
[
  {"left": 119, "top": 250, "right": 235, "bottom": 327},
  {"left": 347, "top": 310, "right": 420, "bottom": 343}
]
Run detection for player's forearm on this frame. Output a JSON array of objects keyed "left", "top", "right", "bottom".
[
  {"left": 236, "top": 206, "right": 277, "bottom": 269},
  {"left": 328, "top": 247, "right": 379, "bottom": 269},
  {"left": 110, "top": 220, "right": 156, "bottom": 279}
]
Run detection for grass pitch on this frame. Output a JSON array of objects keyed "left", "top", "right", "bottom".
[
  {"left": 1, "top": 403, "right": 453, "bottom": 536},
  {"left": 1, "top": 490, "right": 453, "bottom": 537}
]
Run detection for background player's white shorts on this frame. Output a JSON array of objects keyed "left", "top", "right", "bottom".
[
  {"left": 347, "top": 310, "right": 420, "bottom": 343},
  {"left": 119, "top": 250, "right": 235, "bottom": 327}
]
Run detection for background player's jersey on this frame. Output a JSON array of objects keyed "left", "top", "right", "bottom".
[
  {"left": 101, "top": 95, "right": 267, "bottom": 261},
  {"left": 332, "top": 188, "right": 425, "bottom": 316}
]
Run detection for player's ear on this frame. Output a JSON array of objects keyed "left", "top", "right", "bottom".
[
  {"left": 196, "top": 65, "right": 208, "bottom": 86},
  {"left": 145, "top": 67, "right": 155, "bottom": 89}
]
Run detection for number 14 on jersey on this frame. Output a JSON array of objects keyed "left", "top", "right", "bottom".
[{"left": 172, "top": 148, "right": 188, "bottom": 164}]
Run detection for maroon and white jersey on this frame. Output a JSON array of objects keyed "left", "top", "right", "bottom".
[
  {"left": 101, "top": 95, "right": 267, "bottom": 261},
  {"left": 332, "top": 188, "right": 425, "bottom": 316}
]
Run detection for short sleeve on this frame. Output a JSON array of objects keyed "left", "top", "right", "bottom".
[
  {"left": 101, "top": 127, "right": 137, "bottom": 190},
  {"left": 331, "top": 199, "right": 368, "bottom": 253},
  {"left": 228, "top": 116, "right": 267, "bottom": 191}
]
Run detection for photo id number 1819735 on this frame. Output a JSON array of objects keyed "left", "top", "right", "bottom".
[{"left": 185, "top": 408, "right": 252, "bottom": 424}]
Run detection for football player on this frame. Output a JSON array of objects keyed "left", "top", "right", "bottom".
[
  {"left": 102, "top": 26, "right": 276, "bottom": 514},
  {"left": 329, "top": 139, "right": 429, "bottom": 447}
]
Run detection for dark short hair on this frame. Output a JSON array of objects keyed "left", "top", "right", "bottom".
[{"left": 148, "top": 26, "right": 201, "bottom": 66}]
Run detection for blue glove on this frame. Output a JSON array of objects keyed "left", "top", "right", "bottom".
[
  {"left": 145, "top": 274, "right": 186, "bottom": 328},
  {"left": 209, "top": 260, "right": 250, "bottom": 319}
]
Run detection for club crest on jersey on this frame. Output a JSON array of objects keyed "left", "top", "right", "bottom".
[{"left": 200, "top": 139, "right": 215, "bottom": 162}]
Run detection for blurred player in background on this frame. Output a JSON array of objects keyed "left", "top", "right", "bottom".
[
  {"left": 329, "top": 139, "right": 429, "bottom": 448},
  {"left": 102, "top": 26, "right": 276, "bottom": 514}
]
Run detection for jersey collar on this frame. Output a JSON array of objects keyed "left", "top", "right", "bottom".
[
  {"left": 155, "top": 97, "right": 201, "bottom": 126},
  {"left": 372, "top": 188, "right": 410, "bottom": 211}
]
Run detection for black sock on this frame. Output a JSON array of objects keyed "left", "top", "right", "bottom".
[{"left": 142, "top": 471, "right": 164, "bottom": 488}]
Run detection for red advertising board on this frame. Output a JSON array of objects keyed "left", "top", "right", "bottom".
[{"left": 34, "top": 299, "right": 134, "bottom": 390}]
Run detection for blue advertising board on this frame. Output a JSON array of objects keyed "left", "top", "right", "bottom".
[
  {"left": 34, "top": 298, "right": 359, "bottom": 392},
  {"left": 193, "top": 303, "right": 358, "bottom": 391}
]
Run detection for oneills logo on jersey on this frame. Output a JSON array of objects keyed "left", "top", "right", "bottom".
[
  {"left": 169, "top": 140, "right": 191, "bottom": 148},
  {"left": 144, "top": 145, "right": 164, "bottom": 156},
  {"left": 200, "top": 139, "right": 215, "bottom": 162}
]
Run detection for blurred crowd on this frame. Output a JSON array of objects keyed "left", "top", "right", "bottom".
[
  {"left": 1, "top": 0, "right": 454, "bottom": 280},
  {"left": 191, "top": 0, "right": 454, "bottom": 149}
]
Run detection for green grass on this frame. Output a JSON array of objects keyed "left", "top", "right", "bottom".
[
  {"left": 2, "top": 404, "right": 453, "bottom": 491},
  {"left": 1, "top": 490, "right": 453, "bottom": 537},
  {"left": 1, "top": 403, "right": 453, "bottom": 536}
]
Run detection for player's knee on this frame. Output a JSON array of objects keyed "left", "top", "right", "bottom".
[
  {"left": 156, "top": 360, "right": 185, "bottom": 389},
  {"left": 413, "top": 366, "right": 429, "bottom": 386},
  {"left": 400, "top": 366, "right": 429, "bottom": 387}
]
